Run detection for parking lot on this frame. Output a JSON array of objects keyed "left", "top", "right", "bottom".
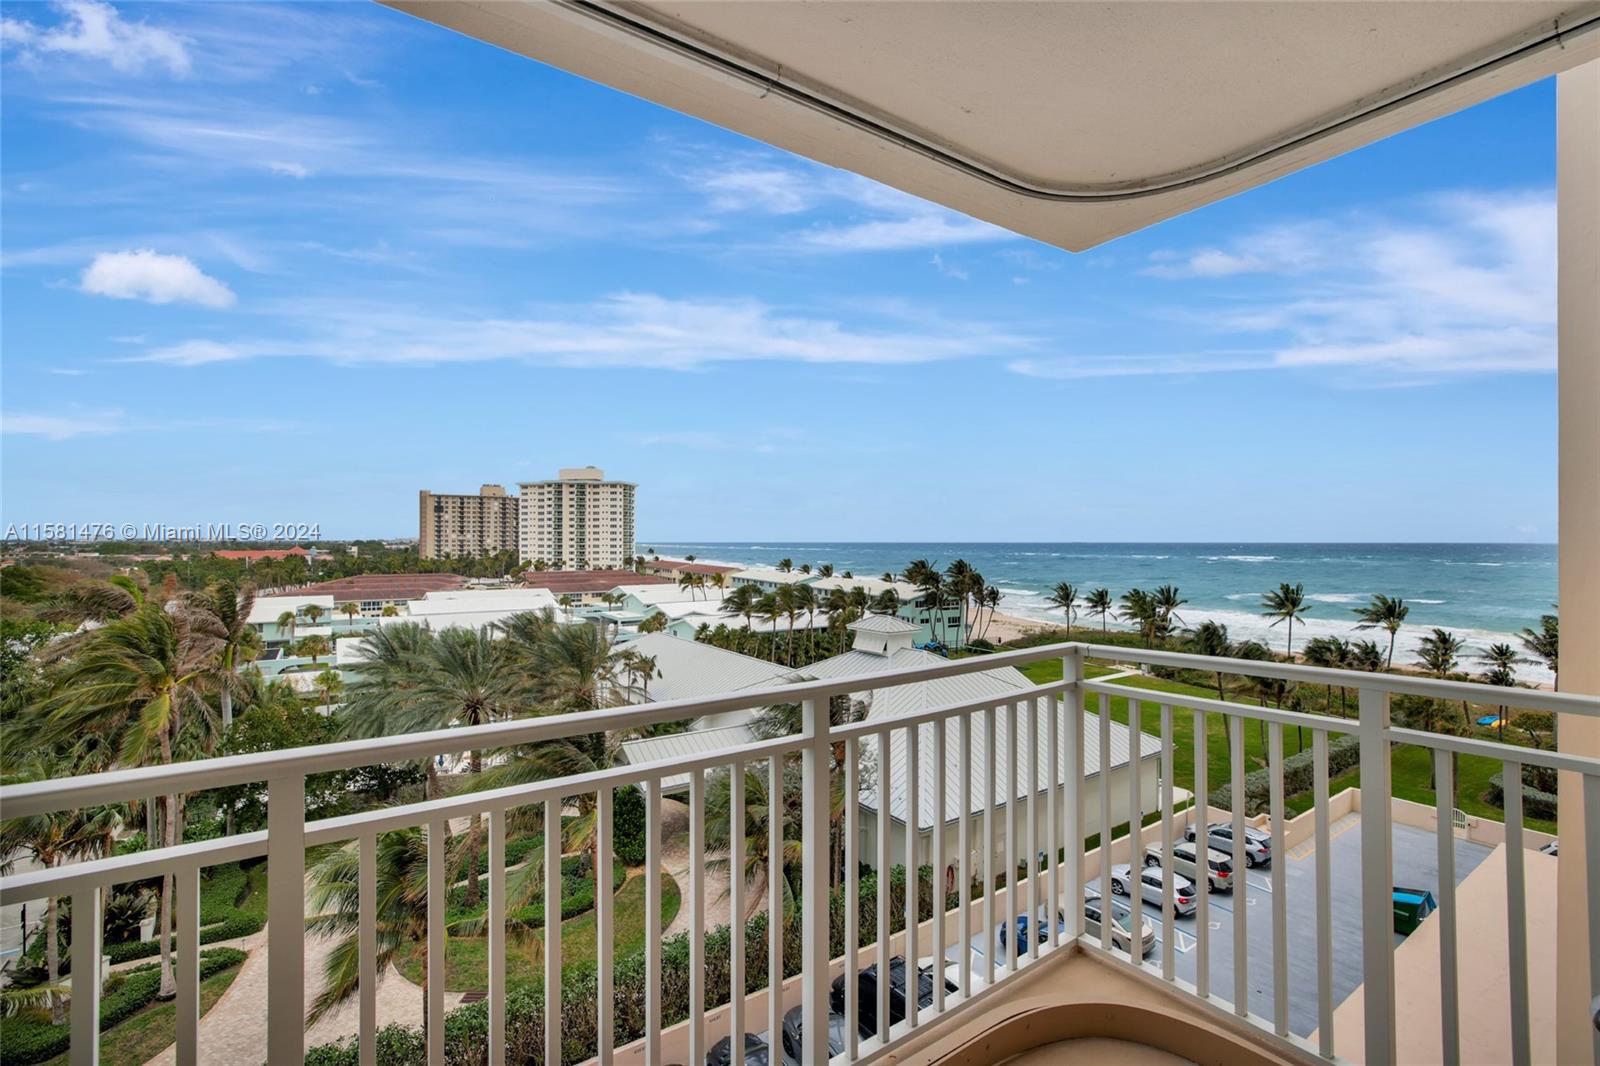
[{"left": 955, "top": 814, "right": 1493, "bottom": 1038}]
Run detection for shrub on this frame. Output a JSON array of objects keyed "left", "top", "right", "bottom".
[
  {"left": 612, "top": 785, "right": 648, "bottom": 866},
  {"left": 1209, "top": 733, "right": 1361, "bottom": 815},
  {"left": 1486, "top": 771, "right": 1559, "bottom": 821},
  {"left": 0, "top": 949, "right": 246, "bottom": 1066}
]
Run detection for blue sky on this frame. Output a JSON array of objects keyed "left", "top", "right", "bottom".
[{"left": 0, "top": 1, "right": 1560, "bottom": 543}]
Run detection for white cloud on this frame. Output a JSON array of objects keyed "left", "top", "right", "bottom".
[
  {"left": 1144, "top": 224, "right": 1325, "bottom": 279},
  {"left": 930, "top": 253, "right": 969, "bottom": 280},
  {"left": 1009, "top": 352, "right": 1275, "bottom": 380},
  {"left": 2, "top": 408, "right": 124, "bottom": 440},
  {"left": 798, "top": 208, "right": 1008, "bottom": 252},
  {"left": 698, "top": 166, "right": 815, "bottom": 214},
  {"left": 79, "top": 250, "right": 235, "bottom": 308},
  {"left": 1, "top": 0, "right": 189, "bottom": 75},
  {"left": 266, "top": 161, "right": 311, "bottom": 179},
  {"left": 132, "top": 292, "right": 1029, "bottom": 370}
]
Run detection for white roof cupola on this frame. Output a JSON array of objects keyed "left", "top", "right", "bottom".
[{"left": 847, "top": 612, "right": 919, "bottom": 656}]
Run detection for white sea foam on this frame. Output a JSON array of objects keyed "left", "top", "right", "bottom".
[
  {"left": 1224, "top": 593, "right": 1256, "bottom": 601},
  {"left": 1308, "top": 593, "right": 1363, "bottom": 604},
  {"left": 1413, "top": 598, "right": 1447, "bottom": 605},
  {"left": 1202, "top": 554, "right": 1277, "bottom": 562}
]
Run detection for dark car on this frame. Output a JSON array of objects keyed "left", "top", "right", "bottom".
[
  {"left": 828, "top": 956, "right": 957, "bottom": 1039},
  {"left": 705, "top": 1032, "right": 776, "bottom": 1066},
  {"left": 779, "top": 1005, "right": 851, "bottom": 1062}
]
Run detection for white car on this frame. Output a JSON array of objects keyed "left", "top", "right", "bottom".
[
  {"left": 1144, "top": 839, "right": 1234, "bottom": 892},
  {"left": 1111, "top": 863, "right": 1198, "bottom": 917}
]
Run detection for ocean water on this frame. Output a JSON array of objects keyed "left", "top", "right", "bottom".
[{"left": 642, "top": 542, "right": 1557, "bottom": 681}]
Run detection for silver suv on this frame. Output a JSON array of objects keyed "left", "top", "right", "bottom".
[
  {"left": 1186, "top": 821, "right": 1272, "bottom": 867},
  {"left": 1144, "top": 839, "right": 1234, "bottom": 892}
]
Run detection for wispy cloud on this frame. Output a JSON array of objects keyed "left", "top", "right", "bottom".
[
  {"left": 80, "top": 249, "right": 235, "bottom": 307},
  {"left": 130, "top": 292, "right": 1030, "bottom": 370},
  {"left": 2, "top": 407, "right": 125, "bottom": 440},
  {"left": 1, "top": 0, "right": 190, "bottom": 76},
  {"left": 1009, "top": 351, "right": 1275, "bottom": 380}
]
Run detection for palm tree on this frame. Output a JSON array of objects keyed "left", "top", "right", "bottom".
[
  {"left": 340, "top": 602, "right": 361, "bottom": 625},
  {"left": 1260, "top": 583, "right": 1310, "bottom": 658},
  {"left": 872, "top": 588, "right": 900, "bottom": 617},
  {"left": 1118, "top": 588, "right": 1158, "bottom": 647},
  {"left": 723, "top": 584, "right": 762, "bottom": 655},
  {"left": 296, "top": 635, "right": 331, "bottom": 664},
  {"left": 191, "top": 581, "right": 256, "bottom": 731},
  {"left": 1349, "top": 639, "right": 1387, "bottom": 673},
  {"left": 0, "top": 752, "right": 101, "bottom": 1023},
  {"left": 755, "top": 592, "right": 783, "bottom": 662},
  {"left": 1085, "top": 588, "right": 1113, "bottom": 635},
  {"left": 981, "top": 585, "right": 1001, "bottom": 640},
  {"left": 1184, "top": 620, "right": 1232, "bottom": 700},
  {"left": 1518, "top": 611, "right": 1558, "bottom": 685},
  {"left": 776, "top": 583, "right": 803, "bottom": 666},
  {"left": 776, "top": 558, "right": 794, "bottom": 574},
  {"left": 1353, "top": 594, "right": 1409, "bottom": 668},
  {"left": 316, "top": 669, "right": 344, "bottom": 710},
  {"left": 799, "top": 563, "right": 812, "bottom": 575},
  {"left": 945, "top": 560, "right": 976, "bottom": 645},
  {"left": 306, "top": 828, "right": 436, "bottom": 1023},
  {"left": 792, "top": 583, "right": 819, "bottom": 663},
  {"left": 1047, "top": 582, "right": 1078, "bottom": 636},
  {"left": 339, "top": 623, "right": 456, "bottom": 797},
  {"left": 902, "top": 562, "right": 946, "bottom": 646},
  {"left": 37, "top": 600, "right": 223, "bottom": 999},
  {"left": 1151, "top": 585, "right": 1187, "bottom": 634},
  {"left": 1300, "top": 636, "right": 1352, "bottom": 716},
  {"left": 1416, "top": 627, "right": 1468, "bottom": 801},
  {"left": 1479, "top": 643, "right": 1522, "bottom": 741},
  {"left": 380, "top": 604, "right": 400, "bottom": 617},
  {"left": 705, "top": 764, "right": 801, "bottom": 917},
  {"left": 818, "top": 563, "right": 835, "bottom": 578},
  {"left": 302, "top": 603, "right": 326, "bottom": 627},
  {"left": 276, "top": 610, "right": 298, "bottom": 646},
  {"left": 679, "top": 572, "right": 702, "bottom": 601}
]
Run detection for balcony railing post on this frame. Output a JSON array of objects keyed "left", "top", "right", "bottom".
[
  {"left": 800, "top": 696, "right": 832, "bottom": 1066},
  {"left": 1063, "top": 646, "right": 1083, "bottom": 939},
  {"left": 1358, "top": 687, "right": 1395, "bottom": 1065},
  {"left": 267, "top": 774, "right": 306, "bottom": 1066},
  {"left": 69, "top": 885, "right": 103, "bottom": 1066}
]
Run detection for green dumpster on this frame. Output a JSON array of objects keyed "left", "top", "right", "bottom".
[{"left": 1393, "top": 887, "right": 1437, "bottom": 934}]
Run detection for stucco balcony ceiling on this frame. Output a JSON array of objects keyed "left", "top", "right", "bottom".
[{"left": 385, "top": 0, "right": 1600, "bottom": 250}]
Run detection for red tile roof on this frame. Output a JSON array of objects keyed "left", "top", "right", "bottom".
[
  {"left": 522, "top": 569, "right": 671, "bottom": 594},
  {"left": 272, "top": 573, "right": 466, "bottom": 602},
  {"left": 214, "top": 547, "right": 310, "bottom": 562}
]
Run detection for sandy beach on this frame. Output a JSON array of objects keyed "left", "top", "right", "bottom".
[{"left": 981, "top": 609, "right": 1061, "bottom": 644}]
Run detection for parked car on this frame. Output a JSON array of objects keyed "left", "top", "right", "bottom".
[
  {"left": 706, "top": 1031, "right": 777, "bottom": 1066},
  {"left": 1185, "top": 821, "right": 1272, "bottom": 867},
  {"left": 1144, "top": 839, "right": 1234, "bottom": 891},
  {"left": 1110, "top": 863, "right": 1197, "bottom": 917},
  {"left": 780, "top": 1005, "right": 851, "bottom": 1062},
  {"left": 996, "top": 913, "right": 1031, "bottom": 955},
  {"left": 1082, "top": 888, "right": 1157, "bottom": 957},
  {"left": 828, "top": 955, "right": 957, "bottom": 1039}
]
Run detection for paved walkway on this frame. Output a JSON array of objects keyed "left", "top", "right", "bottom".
[{"left": 657, "top": 796, "right": 744, "bottom": 937}]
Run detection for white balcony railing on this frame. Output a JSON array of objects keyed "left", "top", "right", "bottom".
[{"left": 4, "top": 642, "right": 1600, "bottom": 1066}]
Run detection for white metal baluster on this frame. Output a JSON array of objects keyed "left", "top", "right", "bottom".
[
  {"left": 877, "top": 732, "right": 892, "bottom": 1032},
  {"left": 1313, "top": 730, "right": 1334, "bottom": 1059},
  {"left": 1585, "top": 774, "right": 1600, "bottom": 1066},
  {"left": 1026, "top": 697, "right": 1039, "bottom": 962},
  {"left": 769, "top": 757, "right": 784, "bottom": 1052},
  {"left": 1098, "top": 692, "right": 1112, "bottom": 953},
  {"left": 932, "top": 718, "right": 946, "bottom": 1012},
  {"left": 728, "top": 762, "right": 745, "bottom": 1065},
  {"left": 1193, "top": 710, "right": 1209, "bottom": 999},
  {"left": 267, "top": 774, "right": 306, "bottom": 1066},
  {"left": 1160, "top": 704, "right": 1175, "bottom": 982},
  {"left": 1434, "top": 750, "right": 1459, "bottom": 1066},
  {"left": 545, "top": 799, "right": 562, "bottom": 1066},
  {"left": 597, "top": 788, "right": 614, "bottom": 1065},
  {"left": 801, "top": 697, "right": 831, "bottom": 1066},
  {"left": 1504, "top": 760, "right": 1530, "bottom": 1066},
  {"left": 1004, "top": 701, "right": 1018, "bottom": 973},
  {"left": 1128, "top": 698, "right": 1142, "bottom": 961},
  {"left": 488, "top": 812, "right": 506, "bottom": 1066},
  {"left": 1269, "top": 723, "right": 1288, "bottom": 1037},
  {"left": 1047, "top": 693, "right": 1060, "bottom": 952},
  {"left": 1230, "top": 714, "right": 1247, "bottom": 1017},
  {"left": 360, "top": 833, "right": 378, "bottom": 1066},
  {"left": 689, "top": 770, "right": 706, "bottom": 1064},
  {"left": 982, "top": 707, "right": 996, "bottom": 985},
  {"left": 1065, "top": 659, "right": 1083, "bottom": 939},
  {"left": 1358, "top": 687, "right": 1395, "bottom": 1066},
  {"left": 905, "top": 721, "right": 920, "bottom": 1026},
  {"left": 646, "top": 779, "right": 664, "bottom": 1066},
  {"left": 176, "top": 864, "right": 200, "bottom": 1066},
  {"left": 958, "top": 711, "right": 973, "bottom": 997},
  {"left": 427, "top": 818, "right": 446, "bottom": 1066},
  {"left": 69, "top": 885, "right": 103, "bottom": 1066},
  {"left": 843, "top": 743, "right": 858, "bottom": 1058}
]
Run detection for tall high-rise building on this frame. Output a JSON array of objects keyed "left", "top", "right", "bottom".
[
  {"left": 418, "top": 485, "right": 520, "bottom": 560},
  {"left": 518, "top": 466, "right": 636, "bottom": 569}
]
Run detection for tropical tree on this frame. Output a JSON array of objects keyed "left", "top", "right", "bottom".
[
  {"left": 1047, "top": 582, "right": 1078, "bottom": 636},
  {"left": 190, "top": 581, "right": 257, "bottom": 730},
  {"left": 296, "top": 634, "right": 331, "bottom": 664},
  {"left": 1415, "top": 628, "right": 1469, "bottom": 800},
  {"left": 1084, "top": 588, "right": 1113, "bottom": 635},
  {"left": 817, "top": 564, "right": 835, "bottom": 578},
  {"left": 37, "top": 599, "right": 224, "bottom": 999},
  {"left": 1118, "top": 588, "right": 1158, "bottom": 647},
  {"left": 1478, "top": 643, "right": 1522, "bottom": 741},
  {"left": 340, "top": 602, "right": 361, "bottom": 625},
  {"left": 302, "top": 603, "right": 326, "bottom": 626},
  {"left": 1184, "top": 620, "right": 1232, "bottom": 700},
  {"left": 776, "top": 558, "right": 794, "bottom": 574},
  {"left": 1300, "top": 636, "right": 1352, "bottom": 715},
  {"left": 1349, "top": 639, "right": 1387, "bottom": 673},
  {"left": 705, "top": 763, "right": 801, "bottom": 916},
  {"left": 776, "top": 583, "right": 803, "bottom": 666},
  {"left": 945, "top": 560, "right": 977, "bottom": 645},
  {"left": 723, "top": 584, "right": 762, "bottom": 654},
  {"left": 981, "top": 585, "right": 1002, "bottom": 640},
  {"left": 316, "top": 669, "right": 344, "bottom": 709},
  {"left": 1353, "top": 594, "right": 1409, "bottom": 668},
  {"left": 755, "top": 592, "right": 783, "bottom": 663},
  {"left": 276, "top": 610, "right": 298, "bottom": 646},
  {"left": 793, "top": 583, "right": 819, "bottom": 662},
  {"left": 1518, "top": 611, "right": 1558, "bottom": 685},
  {"left": 1151, "top": 585, "right": 1187, "bottom": 634},
  {"left": 381, "top": 604, "right": 400, "bottom": 617},
  {"left": 1260, "top": 583, "right": 1310, "bottom": 658}
]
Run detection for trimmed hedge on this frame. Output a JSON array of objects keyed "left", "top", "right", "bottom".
[
  {"left": 1209, "top": 733, "right": 1361, "bottom": 815},
  {"left": 612, "top": 785, "right": 648, "bottom": 866},
  {"left": 447, "top": 856, "right": 625, "bottom": 925},
  {"left": 1486, "top": 770, "right": 1559, "bottom": 821},
  {"left": 102, "top": 861, "right": 266, "bottom": 964},
  {"left": 0, "top": 948, "right": 246, "bottom": 1066}
]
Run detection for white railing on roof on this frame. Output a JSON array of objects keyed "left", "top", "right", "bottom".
[{"left": 4, "top": 642, "right": 1600, "bottom": 1066}]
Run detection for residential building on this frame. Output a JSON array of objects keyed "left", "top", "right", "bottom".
[
  {"left": 727, "top": 569, "right": 968, "bottom": 647},
  {"left": 268, "top": 573, "right": 466, "bottom": 617},
  {"left": 639, "top": 557, "right": 741, "bottom": 580},
  {"left": 727, "top": 565, "right": 814, "bottom": 592},
  {"left": 517, "top": 466, "right": 636, "bottom": 569},
  {"left": 418, "top": 484, "right": 519, "bottom": 560},
  {"left": 523, "top": 568, "right": 668, "bottom": 605},
  {"left": 213, "top": 546, "right": 311, "bottom": 564}
]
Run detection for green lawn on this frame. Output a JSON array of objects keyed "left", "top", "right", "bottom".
[
  {"left": 394, "top": 869, "right": 681, "bottom": 992},
  {"left": 1017, "top": 658, "right": 1556, "bottom": 834},
  {"left": 39, "top": 962, "right": 243, "bottom": 1066}
]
